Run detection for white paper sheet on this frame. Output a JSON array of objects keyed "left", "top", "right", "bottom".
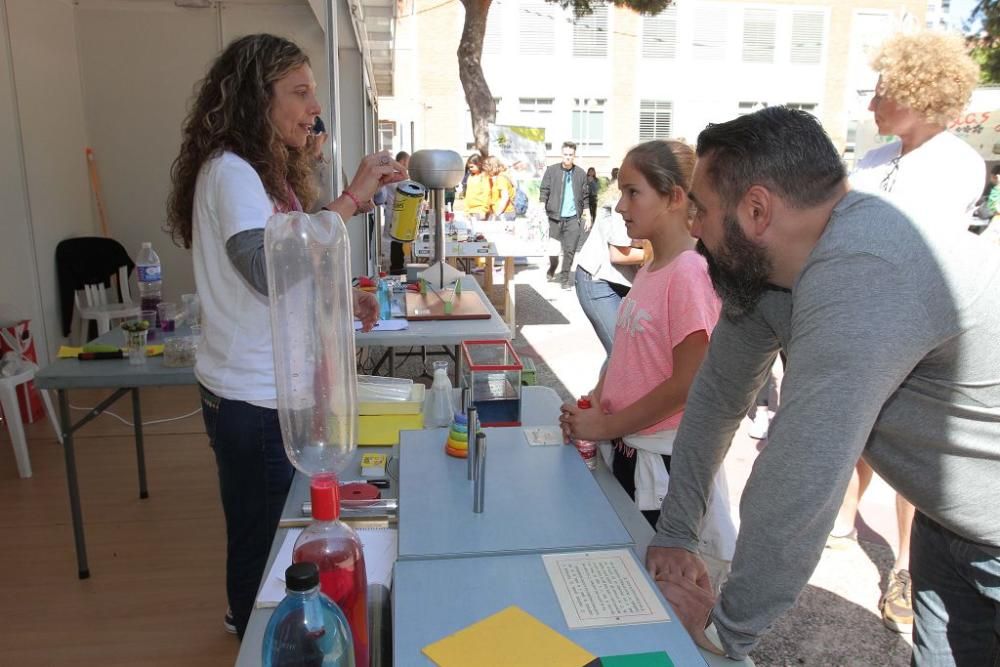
[
  {"left": 542, "top": 549, "right": 671, "bottom": 629},
  {"left": 256, "top": 526, "right": 398, "bottom": 608},
  {"left": 523, "top": 426, "right": 563, "bottom": 447}
]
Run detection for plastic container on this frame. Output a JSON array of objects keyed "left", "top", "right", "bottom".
[
  {"left": 163, "top": 335, "right": 197, "bottom": 368},
  {"left": 573, "top": 398, "right": 598, "bottom": 471},
  {"left": 293, "top": 475, "right": 368, "bottom": 667},
  {"left": 425, "top": 361, "right": 454, "bottom": 428},
  {"left": 265, "top": 211, "right": 357, "bottom": 476},
  {"left": 376, "top": 278, "right": 392, "bottom": 321},
  {"left": 136, "top": 242, "right": 162, "bottom": 319},
  {"left": 261, "top": 561, "right": 355, "bottom": 667},
  {"left": 357, "top": 375, "right": 413, "bottom": 403},
  {"left": 461, "top": 340, "right": 523, "bottom": 426}
]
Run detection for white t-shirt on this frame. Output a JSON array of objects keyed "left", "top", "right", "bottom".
[
  {"left": 192, "top": 152, "right": 280, "bottom": 404},
  {"left": 850, "top": 131, "right": 984, "bottom": 229},
  {"left": 575, "top": 204, "right": 636, "bottom": 286}
]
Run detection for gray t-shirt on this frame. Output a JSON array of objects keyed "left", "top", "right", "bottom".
[{"left": 650, "top": 190, "right": 1000, "bottom": 659}]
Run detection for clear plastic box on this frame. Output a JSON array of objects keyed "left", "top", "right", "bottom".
[
  {"left": 162, "top": 335, "right": 197, "bottom": 368},
  {"left": 460, "top": 339, "right": 523, "bottom": 426}
]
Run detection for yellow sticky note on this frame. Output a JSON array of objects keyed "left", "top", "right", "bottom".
[
  {"left": 421, "top": 606, "right": 595, "bottom": 667},
  {"left": 58, "top": 346, "right": 84, "bottom": 358}
]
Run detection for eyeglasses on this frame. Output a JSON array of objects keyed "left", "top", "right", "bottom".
[{"left": 880, "top": 157, "right": 900, "bottom": 193}]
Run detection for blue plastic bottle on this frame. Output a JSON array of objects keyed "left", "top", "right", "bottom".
[
  {"left": 262, "top": 561, "right": 355, "bottom": 667},
  {"left": 376, "top": 278, "right": 392, "bottom": 321}
]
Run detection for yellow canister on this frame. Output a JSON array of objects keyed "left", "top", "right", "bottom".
[{"left": 390, "top": 180, "right": 426, "bottom": 242}]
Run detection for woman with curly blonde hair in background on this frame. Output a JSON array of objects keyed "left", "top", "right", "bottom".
[
  {"left": 835, "top": 30, "right": 985, "bottom": 640},
  {"left": 166, "top": 33, "right": 405, "bottom": 640}
]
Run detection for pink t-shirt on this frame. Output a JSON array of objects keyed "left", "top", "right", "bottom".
[{"left": 601, "top": 250, "right": 721, "bottom": 434}]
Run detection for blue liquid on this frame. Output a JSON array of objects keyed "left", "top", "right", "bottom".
[{"left": 262, "top": 587, "right": 355, "bottom": 667}]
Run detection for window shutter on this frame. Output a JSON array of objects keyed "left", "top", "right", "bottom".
[
  {"left": 642, "top": 7, "right": 677, "bottom": 59},
  {"left": 521, "top": 1, "right": 555, "bottom": 56},
  {"left": 573, "top": 4, "right": 608, "bottom": 57},
  {"left": 694, "top": 5, "right": 727, "bottom": 61},
  {"left": 790, "top": 11, "right": 824, "bottom": 64},
  {"left": 484, "top": 0, "right": 503, "bottom": 55},
  {"left": 742, "top": 8, "right": 776, "bottom": 63},
  {"left": 639, "top": 100, "right": 672, "bottom": 141}
]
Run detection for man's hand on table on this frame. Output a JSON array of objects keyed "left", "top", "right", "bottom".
[
  {"left": 646, "top": 546, "right": 725, "bottom": 656},
  {"left": 353, "top": 288, "right": 379, "bottom": 332}
]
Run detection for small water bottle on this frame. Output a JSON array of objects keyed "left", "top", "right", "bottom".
[
  {"left": 573, "top": 398, "right": 598, "bottom": 471},
  {"left": 426, "top": 361, "right": 454, "bottom": 428},
  {"left": 262, "top": 561, "right": 355, "bottom": 667},
  {"left": 376, "top": 277, "right": 392, "bottom": 321},
  {"left": 136, "top": 241, "right": 162, "bottom": 316}
]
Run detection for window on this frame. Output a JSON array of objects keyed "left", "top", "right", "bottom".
[
  {"left": 519, "top": 97, "right": 554, "bottom": 150},
  {"left": 573, "top": 4, "right": 608, "bottom": 57},
  {"left": 520, "top": 1, "right": 555, "bottom": 56},
  {"left": 737, "top": 101, "right": 767, "bottom": 116},
  {"left": 378, "top": 120, "right": 396, "bottom": 152},
  {"left": 785, "top": 102, "right": 818, "bottom": 114},
  {"left": 642, "top": 6, "right": 677, "bottom": 59},
  {"left": 484, "top": 0, "right": 503, "bottom": 55},
  {"left": 571, "top": 98, "right": 606, "bottom": 151},
  {"left": 694, "top": 5, "right": 727, "bottom": 62},
  {"left": 742, "top": 8, "right": 776, "bottom": 63},
  {"left": 639, "top": 100, "right": 672, "bottom": 141},
  {"left": 790, "top": 11, "right": 824, "bottom": 64}
]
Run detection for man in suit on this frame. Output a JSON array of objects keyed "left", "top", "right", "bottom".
[{"left": 540, "top": 141, "right": 590, "bottom": 289}]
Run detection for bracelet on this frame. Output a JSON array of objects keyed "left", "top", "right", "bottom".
[{"left": 342, "top": 189, "right": 363, "bottom": 215}]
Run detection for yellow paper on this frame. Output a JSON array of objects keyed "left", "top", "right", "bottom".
[{"left": 421, "top": 606, "right": 595, "bottom": 667}]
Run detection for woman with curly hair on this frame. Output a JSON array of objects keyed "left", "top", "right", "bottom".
[
  {"left": 166, "top": 33, "right": 405, "bottom": 639},
  {"left": 835, "top": 30, "right": 984, "bottom": 640}
]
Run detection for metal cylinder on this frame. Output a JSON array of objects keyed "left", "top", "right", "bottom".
[
  {"left": 473, "top": 436, "right": 487, "bottom": 513},
  {"left": 461, "top": 387, "right": 470, "bottom": 416},
  {"left": 466, "top": 406, "right": 478, "bottom": 481}
]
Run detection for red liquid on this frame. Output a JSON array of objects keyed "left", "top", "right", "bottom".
[{"left": 294, "top": 537, "right": 369, "bottom": 667}]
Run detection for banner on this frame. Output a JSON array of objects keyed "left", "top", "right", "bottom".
[
  {"left": 854, "top": 109, "right": 1000, "bottom": 162},
  {"left": 488, "top": 125, "right": 547, "bottom": 179}
]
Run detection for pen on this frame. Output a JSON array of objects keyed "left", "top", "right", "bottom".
[{"left": 340, "top": 478, "right": 390, "bottom": 489}]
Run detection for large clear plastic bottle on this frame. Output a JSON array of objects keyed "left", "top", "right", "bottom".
[
  {"left": 136, "top": 241, "right": 162, "bottom": 315},
  {"left": 265, "top": 211, "right": 357, "bottom": 476},
  {"left": 293, "top": 475, "right": 369, "bottom": 667},
  {"left": 262, "top": 561, "right": 355, "bottom": 667},
  {"left": 376, "top": 276, "right": 391, "bottom": 321},
  {"left": 425, "top": 360, "right": 454, "bottom": 428}
]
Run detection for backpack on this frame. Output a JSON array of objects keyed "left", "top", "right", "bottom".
[{"left": 514, "top": 184, "right": 529, "bottom": 216}]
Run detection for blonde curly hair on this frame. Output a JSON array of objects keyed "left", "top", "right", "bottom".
[{"left": 871, "top": 31, "right": 979, "bottom": 125}]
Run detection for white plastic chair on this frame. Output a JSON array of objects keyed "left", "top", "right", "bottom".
[
  {"left": 73, "top": 264, "right": 140, "bottom": 344},
  {"left": 0, "top": 361, "right": 62, "bottom": 478}
]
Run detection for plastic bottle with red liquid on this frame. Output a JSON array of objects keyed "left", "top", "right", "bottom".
[
  {"left": 573, "top": 398, "right": 598, "bottom": 470},
  {"left": 293, "top": 475, "right": 368, "bottom": 667}
]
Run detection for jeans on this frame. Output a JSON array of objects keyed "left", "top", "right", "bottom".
[
  {"left": 199, "top": 385, "right": 294, "bottom": 638},
  {"left": 575, "top": 266, "right": 628, "bottom": 355},
  {"left": 910, "top": 511, "right": 1000, "bottom": 666},
  {"left": 549, "top": 215, "right": 583, "bottom": 283}
]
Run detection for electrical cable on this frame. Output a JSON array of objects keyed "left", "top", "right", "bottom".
[{"left": 68, "top": 404, "right": 202, "bottom": 428}]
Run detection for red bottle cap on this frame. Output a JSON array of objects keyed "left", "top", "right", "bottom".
[
  {"left": 378, "top": 271, "right": 387, "bottom": 278},
  {"left": 578, "top": 398, "right": 592, "bottom": 409},
  {"left": 310, "top": 473, "right": 340, "bottom": 521}
]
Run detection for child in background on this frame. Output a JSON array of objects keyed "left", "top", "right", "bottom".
[
  {"left": 485, "top": 156, "right": 516, "bottom": 222},
  {"left": 463, "top": 154, "right": 491, "bottom": 220},
  {"left": 560, "top": 140, "right": 736, "bottom": 590}
]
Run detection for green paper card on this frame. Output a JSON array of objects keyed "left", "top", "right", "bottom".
[{"left": 587, "top": 651, "right": 674, "bottom": 667}]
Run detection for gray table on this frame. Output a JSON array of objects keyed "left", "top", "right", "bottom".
[
  {"left": 34, "top": 326, "right": 198, "bottom": 579},
  {"left": 358, "top": 275, "right": 510, "bottom": 380},
  {"left": 239, "top": 388, "right": 748, "bottom": 666}
]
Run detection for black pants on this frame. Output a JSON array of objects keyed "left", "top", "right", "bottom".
[
  {"left": 612, "top": 445, "right": 672, "bottom": 528},
  {"left": 389, "top": 240, "right": 405, "bottom": 275}
]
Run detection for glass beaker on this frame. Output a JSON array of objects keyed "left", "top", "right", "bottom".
[{"left": 124, "top": 329, "right": 148, "bottom": 365}]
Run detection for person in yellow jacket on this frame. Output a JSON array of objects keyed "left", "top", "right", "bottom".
[
  {"left": 485, "top": 156, "right": 516, "bottom": 221},
  {"left": 463, "top": 154, "right": 491, "bottom": 220}
]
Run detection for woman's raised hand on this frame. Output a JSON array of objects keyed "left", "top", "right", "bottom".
[{"left": 346, "top": 150, "right": 408, "bottom": 203}]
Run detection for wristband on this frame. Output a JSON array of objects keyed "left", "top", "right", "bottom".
[
  {"left": 342, "top": 189, "right": 363, "bottom": 215},
  {"left": 704, "top": 622, "right": 727, "bottom": 656}
]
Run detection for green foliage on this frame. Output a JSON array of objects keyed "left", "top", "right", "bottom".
[
  {"left": 971, "top": 0, "right": 1000, "bottom": 83},
  {"left": 547, "top": 0, "right": 674, "bottom": 18}
]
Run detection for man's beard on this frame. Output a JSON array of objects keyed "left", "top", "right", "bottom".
[{"left": 696, "top": 213, "right": 773, "bottom": 321}]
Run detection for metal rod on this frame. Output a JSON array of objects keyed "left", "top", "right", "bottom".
[
  {"left": 132, "top": 388, "right": 149, "bottom": 499},
  {"left": 460, "top": 387, "right": 470, "bottom": 416},
  {"left": 431, "top": 188, "right": 446, "bottom": 266},
  {"left": 466, "top": 406, "right": 478, "bottom": 481},
  {"left": 473, "top": 435, "right": 487, "bottom": 514},
  {"left": 59, "top": 389, "right": 90, "bottom": 579}
]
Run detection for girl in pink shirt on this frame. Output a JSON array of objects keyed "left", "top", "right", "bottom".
[{"left": 560, "top": 140, "right": 735, "bottom": 584}]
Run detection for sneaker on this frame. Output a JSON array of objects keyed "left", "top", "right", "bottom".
[
  {"left": 824, "top": 527, "right": 858, "bottom": 550},
  {"left": 880, "top": 569, "right": 914, "bottom": 633},
  {"left": 547, "top": 273, "right": 562, "bottom": 283},
  {"left": 224, "top": 608, "right": 237, "bottom": 635},
  {"left": 746, "top": 407, "right": 770, "bottom": 439}
]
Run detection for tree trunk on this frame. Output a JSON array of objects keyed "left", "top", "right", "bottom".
[{"left": 458, "top": 0, "right": 495, "bottom": 156}]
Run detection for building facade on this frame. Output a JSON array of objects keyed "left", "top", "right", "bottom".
[{"left": 379, "top": 0, "right": 927, "bottom": 174}]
